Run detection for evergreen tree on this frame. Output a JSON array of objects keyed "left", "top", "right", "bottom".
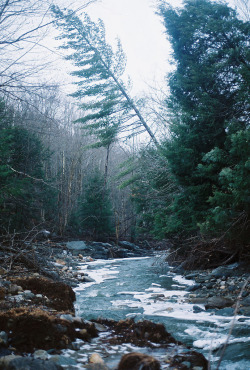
[
  {"left": 51, "top": 5, "right": 158, "bottom": 146},
  {"left": 157, "top": 0, "right": 250, "bottom": 238},
  {"left": 0, "top": 100, "right": 54, "bottom": 232},
  {"left": 77, "top": 170, "right": 113, "bottom": 238}
]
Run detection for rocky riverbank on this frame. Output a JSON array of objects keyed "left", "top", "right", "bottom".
[
  {"left": 181, "top": 263, "right": 250, "bottom": 317},
  {"left": 0, "top": 238, "right": 211, "bottom": 369}
]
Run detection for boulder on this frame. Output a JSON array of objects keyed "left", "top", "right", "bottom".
[
  {"left": 0, "top": 355, "right": 63, "bottom": 370},
  {"left": 66, "top": 241, "right": 90, "bottom": 255},
  {"left": 209, "top": 263, "right": 239, "bottom": 278},
  {"left": 205, "top": 297, "right": 233, "bottom": 310},
  {"left": 118, "top": 352, "right": 160, "bottom": 370}
]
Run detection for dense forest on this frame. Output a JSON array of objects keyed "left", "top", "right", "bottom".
[{"left": 0, "top": 0, "right": 249, "bottom": 264}]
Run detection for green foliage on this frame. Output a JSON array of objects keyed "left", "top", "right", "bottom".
[
  {"left": 51, "top": 5, "right": 131, "bottom": 149},
  {"left": 0, "top": 100, "right": 54, "bottom": 233},
  {"left": 153, "top": 0, "right": 250, "bottom": 238},
  {"left": 75, "top": 170, "right": 114, "bottom": 238}
]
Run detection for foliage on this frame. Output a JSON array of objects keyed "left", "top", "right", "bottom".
[
  {"left": 0, "top": 100, "right": 54, "bottom": 233},
  {"left": 75, "top": 170, "right": 114, "bottom": 238},
  {"left": 152, "top": 0, "right": 250, "bottom": 239},
  {"left": 123, "top": 0, "right": 250, "bottom": 241}
]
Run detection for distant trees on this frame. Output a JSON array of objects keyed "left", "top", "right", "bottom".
[
  {"left": 73, "top": 170, "right": 114, "bottom": 239},
  {"left": 0, "top": 100, "right": 55, "bottom": 232}
]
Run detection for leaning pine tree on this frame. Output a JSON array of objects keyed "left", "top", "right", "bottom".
[{"left": 51, "top": 5, "right": 159, "bottom": 148}]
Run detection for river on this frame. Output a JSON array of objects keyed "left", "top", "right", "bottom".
[{"left": 67, "top": 256, "right": 250, "bottom": 369}]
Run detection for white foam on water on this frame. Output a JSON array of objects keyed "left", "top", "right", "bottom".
[{"left": 172, "top": 274, "right": 196, "bottom": 286}]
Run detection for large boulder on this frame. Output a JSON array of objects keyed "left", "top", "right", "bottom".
[
  {"left": 66, "top": 241, "right": 90, "bottom": 255},
  {"left": 205, "top": 296, "right": 233, "bottom": 310},
  {"left": 0, "top": 355, "right": 62, "bottom": 370}
]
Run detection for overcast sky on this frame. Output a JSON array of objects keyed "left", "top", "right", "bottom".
[
  {"left": 51, "top": 0, "right": 183, "bottom": 95},
  {"left": 51, "top": 0, "right": 241, "bottom": 96}
]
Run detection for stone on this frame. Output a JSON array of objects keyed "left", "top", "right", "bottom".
[
  {"left": 8, "top": 284, "right": 19, "bottom": 295},
  {"left": 215, "top": 307, "right": 235, "bottom": 316},
  {"left": 187, "top": 284, "right": 201, "bottom": 292},
  {"left": 93, "top": 323, "right": 107, "bottom": 332},
  {"left": 210, "top": 263, "right": 239, "bottom": 278},
  {"left": 0, "top": 331, "right": 8, "bottom": 345},
  {"left": 66, "top": 241, "right": 90, "bottom": 256},
  {"left": 205, "top": 297, "right": 233, "bottom": 309},
  {"left": 83, "top": 276, "right": 95, "bottom": 283},
  {"left": 23, "top": 290, "right": 35, "bottom": 299},
  {"left": 118, "top": 352, "right": 160, "bottom": 370},
  {"left": 0, "top": 267, "right": 7, "bottom": 275},
  {"left": 206, "top": 283, "right": 214, "bottom": 289},
  {"left": 193, "top": 305, "right": 205, "bottom": 313},
  {"left": 185, "top": 273, "right": 197, "bottom": 280},
  {"left": 60, "top": 314, "right": 74, "bottom": 323},
  {"left": 33, "top": 349, "right": 49, "bottom": 360},
  {"left": 0, "top": 355, "right": 63, "bottom": 369},
  {"left": 89, "top": 353, "right": 105, "bottom": 365}
]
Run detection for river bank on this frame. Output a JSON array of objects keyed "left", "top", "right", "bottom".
[{"left": 0, "top": 238, "right": 249, "bottom": 369}]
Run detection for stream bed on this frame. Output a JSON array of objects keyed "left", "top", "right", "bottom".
[{"left": 66, "top": 256, "right": 250, "bottom": 369}]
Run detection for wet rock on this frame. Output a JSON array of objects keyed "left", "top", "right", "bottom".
[
  {"left": 85, "top": 364, "right": 109, "bottom": 370},
  {"left": 89, "top": 353, "right": 105, "bottom": 365},
  {"left": 66, "top": 241, "right": 89, "bottom": 255},
  {"left": 215, "top": 307, "right": 235, "bottom": 316},
  {"left": 210, "top": 263, "right": 239, "bottom": 279},
  {"left": 33, "top": 349, "right": 49, "bottom": 360},
  {"left": 205, "top": 297, "right": 233, "bottom": 310},
  {"left": 118, "top": 241, "right": 140, "bottom": 251},
  {"left": 118, "top": 352, "right": 160, "bottom": 370},
  {"left": 0, "top": 331, "right": 8, "bottom": 346},
  {"left": 23, "top": 290, "right": 35, "bottom": 299},
  {"left": 8, "top": 285, "right": 20, "bottom": 295},
  {"left": 0, "top": 355, "right": 63, "bottom": 369},
  {"left": 193, "top": 305, "right": 205, "bottom": 313},
  {"left": 185, "top": 273, "right": 197, "bottom": 280},
  {"left": 242, "top": 296, "right": 250, "bottom": 306},
  {"left": 188, "top": 284, "right": 202, "bottom": 292},
  {"left": 49, "top": 355, "right": 77, "bottom": 367},
  {"left": 82, "top": 276, "right": 95, "bottom": 283}
]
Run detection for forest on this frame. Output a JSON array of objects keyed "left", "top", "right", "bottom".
[{"left": 0, "top": 0, "right": 249, "bottom": 266}]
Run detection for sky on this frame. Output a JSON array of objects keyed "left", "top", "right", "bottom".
[
  {"left": 52, "top": 0, "right": 183, "bottom": 95},
  {"left": 50, "top": 0, "right": 242, "bottom": 96}
]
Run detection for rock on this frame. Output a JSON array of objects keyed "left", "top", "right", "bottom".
[
  {"left": 8, "top": 284, "right": 20, "bottom": 295},
  {"left": 215, "top": 307, "right": 235, "bottom": 316},
  {"left": 185, "top": 273, "right": 197, "bottom": 280},
  {"left": 242, "top": 296, "right": 250, "bottom": 306},
  {"left": 33, "top": 350, "right": 49, "bottom": 360},
  {"left": 210, "top": 263, "right": 239, "bottom": 278},
  {"left": 118, "top": 241, "right": 139, "bottom": 251},
  {"left": 0, "top": 355, "right": 63, "bottom": 369},
  {"left": 193, "top": 305, "right": 205, "bottom": 313},
  {"left": 83, "top": 276, "right": 95, "bottom": 283},
  {"left": 118, "top": 352, "right": 160, "bottom": 370},
  {"left": 85, "top": 364, "right": 109, "bottom": 370},
  {"left": 0, "top": 331, "right": 8, "bottom": 346},
  {"left": 60, "top": 314, "right": 74, "bottom": 323},
  {"left": 23, "top": 290, "right": 35, "bottom": 299},
  {"left": 205, "top": 297, "right": 233, "bottom": 310},
  {"left": 188, "top": 284, "right": 201, "bottom": 292},
  {"left": 66, "top": 241, "right": 89, "bottom": 255},
  {"left": 89, "top": 353, "right": 105, "bottom": 365},
  {"left": 49, "top": 355, "right": 77, "bottom": 367},
  {"left": 93, "top": 323, "right": 107, "bottom": 332},
  {"left": 0, "top": 268, "right": 7, "bottom": 275},
  {"left": 205, "top": 283, "right": 214, "bottom": 289}
]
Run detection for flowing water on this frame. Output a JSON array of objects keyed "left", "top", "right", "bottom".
[{"left": 69, "top": 256, "right": 250, "bottom": 369}]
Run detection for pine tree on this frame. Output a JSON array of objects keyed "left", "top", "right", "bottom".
[
  {"left": 77, "top": 170, "right": 113, "bottom": 239},
  {"left": 51, "top": 5, "right": 158, "bottom": 146},
  {"left": 156, "top": 0, "right": 249, "bottom": 237}
]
